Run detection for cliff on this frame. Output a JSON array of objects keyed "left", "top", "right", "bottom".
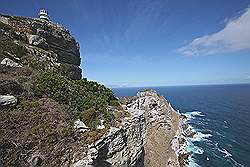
[
  {"left": 0, "top": 14, "right": 81, "bottom": 79},
  {"left": 0, "top": 13, "right": 188, "bottom": 167},
  {"left": 71, "top": 90, "right": 188, "bottom": 167}
]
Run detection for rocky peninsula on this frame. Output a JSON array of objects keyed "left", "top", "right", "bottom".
[{"left": 0, "top": 13, "right": 191, "bottom": 167}]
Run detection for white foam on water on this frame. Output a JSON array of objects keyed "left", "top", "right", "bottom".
[
  {"left": 216, "top": 145, "right": 245, "bottom": 166},
  {"left": 190, "top": 111, "right": 204, "bottom": 117},
  {"left": 182, "top": 110, "right": 214, "bottom": 166},
  {"left": 218, "top": 147, "right": 232, "bottom": 158},
  {"left": 183, "top": 111, "right": 204, "bottom": 121},
  {"left": 185, "top": 139, "right": 204, "bottom": 155},
  {"left": 186, "top": 156, "right": 200, "bottom": 167},
  {"left": 190, "top": 132, "right": 212, "bottom": 142}
]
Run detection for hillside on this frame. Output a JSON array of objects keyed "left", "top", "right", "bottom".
[
  {"left": 0, "top": 13, "right": 124, "bottom": 166},
  {"left": 0, "top": 13, "right": 189, "bottom": 167}
]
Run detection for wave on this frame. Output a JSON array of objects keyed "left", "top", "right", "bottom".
[
  {"left": 218, "top": 147, "right": 232, "bottom": 158},
  {"left": 186, "top": 156, "right": 200, "bottom": 167},
  {"left": 183, "top": 111, "right": 204, "bottom": 121},
  {"left": 215, "top": 131, "right": 225, "bottom": 138},
  {"left": 185, "top": 139, "right": 204, "bottom": 155},
  {"left": 190, "top": 131, "right": 212, "bottom": 142},
  {"left": 215, "top": 143, "right": 244, "bottom": 166}
]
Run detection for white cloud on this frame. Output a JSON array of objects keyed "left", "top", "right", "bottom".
[{"left": 179, "top": 7, "right": 250, "bottom": 56}]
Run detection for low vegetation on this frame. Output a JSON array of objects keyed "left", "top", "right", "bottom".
[{"left": 34, "top": 71, "right": 120, "bottom": 129}]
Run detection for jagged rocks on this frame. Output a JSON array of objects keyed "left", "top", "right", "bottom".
[{"left": 72, "top": 111, "right": 147, "bottom": 167}]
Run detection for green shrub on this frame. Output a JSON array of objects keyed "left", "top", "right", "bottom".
[
  {"left": 34, "top": 72, "right": 120, "bottom": 129},
  {"left": 78, "top": 108, "right": 100, "bottom": 130},
  {"left": 0, "top": 40, "right": 27, "bottom": 59}
]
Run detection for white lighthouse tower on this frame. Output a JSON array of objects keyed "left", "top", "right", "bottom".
[{"left": 39, "top": 9, "right": 49, "bottom": 21}]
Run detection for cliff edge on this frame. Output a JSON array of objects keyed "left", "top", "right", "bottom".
[{"left": 0, "top": 14, "right": 81, "bottom": 79}]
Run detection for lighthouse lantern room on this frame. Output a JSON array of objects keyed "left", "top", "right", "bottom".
[{"left": 39, "top": 9, "right": 49, "bottom": 21}]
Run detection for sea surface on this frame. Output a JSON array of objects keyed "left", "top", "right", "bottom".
[{"left": 112, "top": 84, "right": 250, "bottom": 167}]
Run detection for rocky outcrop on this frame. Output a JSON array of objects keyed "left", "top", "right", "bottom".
[
  {"left": 72, "top": 90, "right": 186, "bottom": 167},
  {"left": 71, "top": 109, "right": 147, "bottom": 167},
  {"left": 0, "top": 95, "right": 17, "bottom": 106},
  {"left": 0, "top": 14, "right": 81, "bottom": 79},
  {"left": 1, "top": 57, "right": 22, "bottom": 67}
]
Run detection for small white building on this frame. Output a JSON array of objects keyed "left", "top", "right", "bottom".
[{"left": 39, "top": 9, "right": 49, "bottom": 21}]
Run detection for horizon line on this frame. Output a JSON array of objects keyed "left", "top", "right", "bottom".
[{"left": 108, "top": 82, "right": 250, "bottom": 89}]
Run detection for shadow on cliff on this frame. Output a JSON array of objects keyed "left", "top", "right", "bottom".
[
  {"left": 134, "top": 147, "right": 145, "bottom": 167},
  {"left": 93, "top": 144, "right": 145, "bottom": 167},
  {"left": 93, "top": 143, "right": 112, "bottom": 167}
]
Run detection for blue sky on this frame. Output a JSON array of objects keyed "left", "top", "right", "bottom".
[{"left": 1, "top": 0, "right": 250, "bottom": 87}]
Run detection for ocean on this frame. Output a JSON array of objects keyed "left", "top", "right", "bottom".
[{"left": 112, "top": 84, "right": 250, "bottom": 167}]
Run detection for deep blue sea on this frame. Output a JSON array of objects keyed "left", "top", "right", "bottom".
[{"left": 112, "top": 84, "right": 250, "bottom": 167}]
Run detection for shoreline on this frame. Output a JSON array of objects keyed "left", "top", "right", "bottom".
[
  {"left": 162, "top": 96, "right": 192, "bottom": 167},
  {"left": 131, "top": 90, "right": 192, "bottom": 167}
]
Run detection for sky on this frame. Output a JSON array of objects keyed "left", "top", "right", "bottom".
[{"left": 1, "top": 0, "right": 250, "bottom": 87}]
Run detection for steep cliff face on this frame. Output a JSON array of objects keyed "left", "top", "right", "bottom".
[
  {"left": 0, "top": 14, "right": 81, "bottom": 79},
  {"left": 72, "top": 90, "right": 186, "bottom": 167},
  {"left": 72, "top": 113, "right": 147, "bottom": 167}
]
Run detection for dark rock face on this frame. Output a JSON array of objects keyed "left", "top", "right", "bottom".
[{"left": 0, "top": 14, "right": 82, "bottom": 79}]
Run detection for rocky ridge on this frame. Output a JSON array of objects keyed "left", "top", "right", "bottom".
[
  {"left": 71, "top": 90, "right": 188, "bottom": 167},
  {"left": 0, "top": 14, "right": 81, "bottom": 79}
]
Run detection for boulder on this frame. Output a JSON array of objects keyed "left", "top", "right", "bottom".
[
  {"left": 1, "top": 58, "right": 22, "bottom": 67},
  {"left": 74, "top": 119, "right": 89, "bottom": 132},
  {"left": 0, "top": 95, "right": 17, "bottom": 106}
]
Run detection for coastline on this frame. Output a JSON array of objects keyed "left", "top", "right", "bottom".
[
  {"left": 161, "top": 95, "right": 192, "bottom": 167},
  {"left": 70, "top": 89, "right": 192, "bottom": 167},
  {"left": 127, "top": 90, "right": 191, "bottom": 167}
]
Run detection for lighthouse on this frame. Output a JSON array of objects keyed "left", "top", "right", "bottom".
[{"left": 39, "top": 9, "right": 49, "bottom": 21}]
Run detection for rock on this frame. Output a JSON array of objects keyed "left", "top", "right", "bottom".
[
  {"left": 0, "top": 16, "right": 9, "bottom": 24},
  {"left": 72, "top": 109, "right": 147, "bottom": 167},
  {"left": 0, "top": 95, "right": 17, "bottom": 106},
  {"left": 27, "top": 34, "right": 47, "bottom": 48},
  {"left": 31, "top": 155, "right": 43, "bottom": 167},
  {"left": 1, "top": 58, "right": 22, "bottom": 67},
  {"left": 74, "top": 119, "right": 89, "bottom": 132}
]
